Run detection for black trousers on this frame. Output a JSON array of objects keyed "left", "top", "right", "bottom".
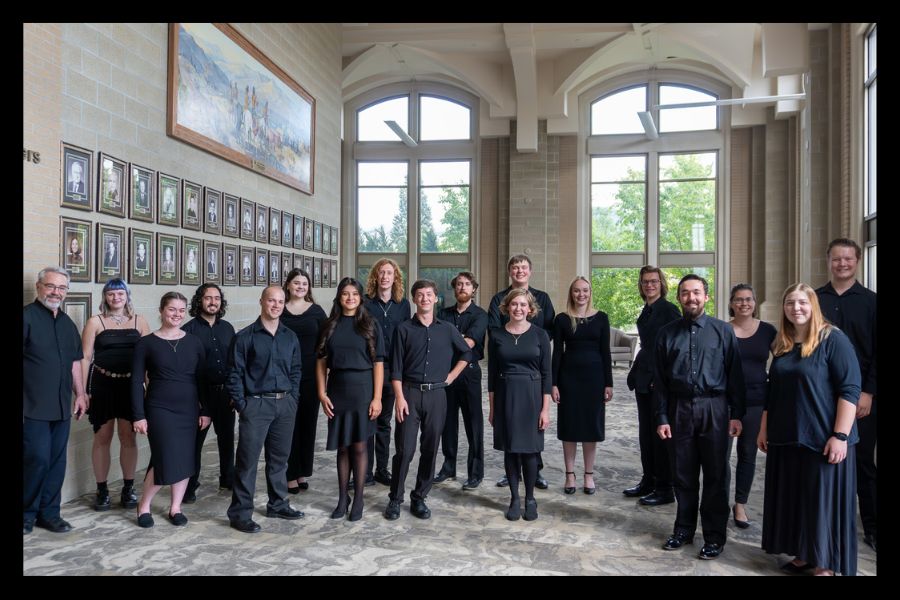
[
  {"left": 287, "top": 378, "right": 319, "bottom": 480},
  {"left": 856, "top": 396, "right": 877, "bottom": 536},
  {"left": 227, "top": 394, "right": 297, "bottom": 522},
  {"left": 669, "top": 395, "right": 730, "bottom": 545},
  {"left": 636, "top": 391, "right": 673, "bottom": 490},
  {"left": 726, "top": 405, "right": 763, "bottom": 505},
  {"left": 439, "top": 365, "right": 484, "bottom": 480},
  {"left": 23, "top": 417, "right": 70, "bottom": 523},
  {"left": 389, "top": 386, "right": 447, "bottom": 503},
  {"left": 367, "top": 379, "right": 395, "bottom": 476},
  {"left": 188, "top": 385, "right": 235, "bottom": 491}
]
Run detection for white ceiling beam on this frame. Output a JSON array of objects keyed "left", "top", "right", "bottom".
[{"left": 504, "top": 23, "right": 538, "bottom": 152}]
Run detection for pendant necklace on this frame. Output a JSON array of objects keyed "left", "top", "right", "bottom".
[{"left": 165, "top": 337, "right": 181, "bottom": 353}]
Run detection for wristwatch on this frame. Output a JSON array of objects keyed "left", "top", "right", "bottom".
[{"left": 831, "top": 431, "right": 848, "bottom": 441}]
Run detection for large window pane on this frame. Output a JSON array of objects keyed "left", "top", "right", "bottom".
[
  {"left": 359, "top": 162, "right": 407, "bottom": 186},
  {"left": 420, "top": 96, "right": 470, "bottom": 141},
  {"left": 591, "top": 156, "right": 646, "bottom": 252},
  {"left": 591, "top": 86, "right": 646, "bottom": 135},
  {"left": 421, "top": 161, "right": 469, "bottom": 186},
  {"left": 664, "top": 266, "right": 716, "bottom": 317},
  {"left": 419, "top": 267, "right": 467, "bottom": 309},
  {"left": 867, "top": 78, "right": 876, "bottom": 215},
  {"left": 358, "top": 162, "right": 408, "bottom": 253},
  {"left": 420, "top": 161, "right": 470, "bottom": 253},
  {"left": 865, "top": 245, "right": 876, "bottom": 292},
  {"left": 658, "top": 153, "right": 716, "bottom": 252},
  {"left": 658, "top": 85, "right": 717, "bottom": 132},
  {"left": 358, "top": 97, "right": 409, "bottom": 141},
  {"left": 590, "top": 268, "right": 643, "bottom": 332}
]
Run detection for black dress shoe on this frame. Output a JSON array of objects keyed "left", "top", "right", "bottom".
[
  {"left": 168, "top": 512, "right": 188, "bottom": 526},
  {"left": 266, "top": 506, "right": 304, "bottom": 520},
  {"left": 496, "top": 475, "right": 509, "bottom": 487},
  {"left": 331, "top": 497, "right": 350, "bottom": 519},
  {"left": 698, "top": 542, "right": 724, "bottom": 560},
  {"left": 35, "top": 517, "right": 73, "bottom": 533},
  {"left": 230, "top": 519, "right": 261, "bottom": 533},
  {"left": 662, "top": 531, "right": 694, "bottom": 550},
  {"left": 137, "top": 513, "right": 154, "bottom": 528},
  {"left": 780, "top": 560, "right": 815, "bottom": 574},
  {"left": 462, "top": 478, "right": 482, "bottom": 490},
  {"left": 623, "top": 480, "right": 654, "bottom": 497},
  {"left": 93, "top": 490, "right": 111, "bottom": 511},
  {"left": 535, "top": 472, "right": 549, "bottom": 490},
  {"left": 219, "top": 478, "right": 234, "bottom": 490},
  {"left": 373, "top": 469, "right": 392, "bottom": 486},
  {"left": 297, "top": 481, "right": 309, "bottom": 490},
  {"left": 564, "top": 471, "right": 576, "bottom": 495},
  {"left": 505, "top": 499, "right": 521, "bottom": 521},
  {"left": 383, "top": 499, "right": 401, "bottom": 520},
  {"left": 120, "top": 486, "right": 138, "bottom": 509},
  {"left": 349, "top": 500, "right": 364, "bottom": 522},
  {"left": 433, "top": 468, "right": 456, "bottom": 483},
  {"left": 182, "top": 489, "right": 197, "bottom": 504},
  {"left": 523, "top": 498, "right": 538, "bottom": 521},
  {"left": 410, "top": 499, "right": 431, "bottom": 519},
  {"left": 24, "top": 521, "right": 34, "bottom": 535},
  {"left": 732, "top": 505, "right": 750, "bottom": 529},
  {"left": 287, "top": 485, "right": 301, "bottom": 494},
  {"left": 639, "top": 490, "right": 675, "bottom": 506},
  {"left": 864, "top": 533, "right": 877, "bottom": 552}
]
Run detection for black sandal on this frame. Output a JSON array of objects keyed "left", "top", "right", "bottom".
[
  {"left": 583, "top": 471, "right": 596, "bottom": 495},
  {"left": 564, "top": 471, "right": 576, "bottom": 495}
]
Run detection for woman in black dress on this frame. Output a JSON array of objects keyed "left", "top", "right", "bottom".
[
  {"left": 281, "top": 268, "right": 327, "bottom": 493},
  {"left": 131, "top": 292, "right": 210, "bottom": 528},
  {"left": 489, "top": 289, "right": 552, "bottom": 521},
  {"left": 552, "top": 277, "right": 612, "bottom": 495},
  {"left": 81, "top": 278, "right": 150, "bottom": 511},
  {"left": 759, "top": 283, "right": 860, "bottom": 576},
  {"left": 726, "top": 284, "right": 776, "bottom": 528},
  {"left": 624, "top": 266, "right": 681, "bottom": 503},
  {"left": 316, "top": 278, "right": 384, "bottom": 521}
]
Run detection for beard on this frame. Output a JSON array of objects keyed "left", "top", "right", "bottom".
[
  {"left": 455, "top": 290, "right": 472, "bottom": 304},
  {"left": 40, "top": 296, "right": 61, "bottom": 311}
]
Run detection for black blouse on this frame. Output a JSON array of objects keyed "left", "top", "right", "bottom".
[
  {"left": 280, "top": 304, "right": 327, "bottom": 376},
  {"left": 734, "top": 321, "right": 777, "bottom": 407},
  {"left": 322, "top": 316, "right": 385, "bottom": 371},
  {"left": 488, "top": 327, "right": 553, "bottom": 395}
]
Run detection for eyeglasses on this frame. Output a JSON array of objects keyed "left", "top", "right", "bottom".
[
  {"left": 41, "top": 283, "right": 69, "bottom": 293},
  {"left": 640, "top": 279, "right": 660, "bottom": 286},
  {"left": 732, "top": 298, "right": 755, "bottom": 304}
]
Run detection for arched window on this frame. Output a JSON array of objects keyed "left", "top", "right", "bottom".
[{"left": 344, "top": 84, "right": 478, "bottom": 305}]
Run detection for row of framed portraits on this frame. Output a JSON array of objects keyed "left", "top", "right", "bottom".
[
  {"left": 60, "top": 142, "right": 339, "bottom": 254},
  {"left": 61, "top": 217, "right": 338, "bottom": 288}
]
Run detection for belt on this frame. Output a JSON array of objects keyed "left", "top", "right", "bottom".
[
  {"left": 93, "top": 365, "right": 131, "bottom": 379},
  {"left": 211, "top": 383, "right": 226, "bottom": 390},
  {"left": 403, "top": 381, "right": 448, "bottom": 391},
  {"left": 248, "top": 392, "right": 288, "bottom": 399}
]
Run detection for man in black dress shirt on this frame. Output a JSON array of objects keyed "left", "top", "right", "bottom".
[
  {"left": 226, "top": 286, "right": 303, "bottom": 533},
  {"left": 23, "top": 267, "right": 89, "bottom": 535},
  {"left": 655, "top": 274, "right": 745, "bottom": 560},
  {"left": 383, "top": 280, "right": 471, "bottom": 521},
  {"left": 434, "top": 271, "right": 488, "bottom": 490},
  {"left": 182, "top": 283, "right": 236, "bottom": 502},
  {"left": 816, "top": 238, "right": 877, "bottom": 552},
  {"left": 488, "top": 254, "right": 554, "bottom": 488},
  {"left": 362, "top": 258, "right": 412, "bottom": 486}
]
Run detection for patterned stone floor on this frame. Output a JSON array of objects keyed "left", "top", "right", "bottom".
[{"left": 23, "top": 366, "right": 876, "bottom": 575}]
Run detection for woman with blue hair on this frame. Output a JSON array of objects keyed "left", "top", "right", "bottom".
[{"left": 81, "top": 278, "right": 150, "bottom": 511}]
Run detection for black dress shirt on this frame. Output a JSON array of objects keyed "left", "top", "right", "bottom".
[
  {"left": 391, "top": 314, "right": 472, "bottom": 384},
  {"left": 816, "top": 281, "right": 876, "bottom": 395},
  {"left": 364, "top": 295, "right": 412, "bottom": 373},
  {"left": 322, "top": 316, "right": 386, "bottom": 370},
  {"left": 766, "top": 328, "right": 861, "bottom": 451},
  {"left": 182, "top": 316, "right": 235, "bottom": 384},
  {"left": 226, "top": 318, "right": 301, "bottom": 412},
  {"left": 23, "top": 300, "right": 84, "bottom": 421},
  {"left": 438, "top": 302, "right": 488, "bottom": 363},
  {"left": 654, "top": 313, "right": 746, "bottom": 425},
  {"left": 488, "top": 286, "right": 556, "bottom": 335},
  {"left": 627, "top": 298, "right": 682, "bottom": 393}
]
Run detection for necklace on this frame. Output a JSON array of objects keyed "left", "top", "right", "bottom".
[
  {"left": 379, "top": 299, "right": 392, "bottom": 319},
  {"left": 508, "top": 328, "right": 528, "bottom": 345},
  {"left": 109, "top": 314, "right": 127, "bottom": 326},
  {"left": 164, "top": 337, "right": 181, "bottom": 353}
]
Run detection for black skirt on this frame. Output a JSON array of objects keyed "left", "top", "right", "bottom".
[
  {"left": 325, "top": 369, "right": 376, "bottom": 450},
  {"left": 493, "top": 372, "right": 544, "bottom": 453},
  {"left": 761, "top": 444, "right": 858, "bottom": 575},
  {"left": 87, "top": 368, "right": 135, "bottom": 433}
]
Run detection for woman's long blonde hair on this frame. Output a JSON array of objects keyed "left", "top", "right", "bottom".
[
  {"left": 566, "top": 276, "right": 592, "bottom": 333},
  {"left": 772, "top": 283, "right": 832, "bottom": 358}
]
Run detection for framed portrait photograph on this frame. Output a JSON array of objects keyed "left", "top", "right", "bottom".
[
  {"left": 281, "top": 254, "right": 291, "bottom": 284},
  {"left": 329, "top": 259, "right": 337, "bottom": 287},
  {"left": 223, "top": 193, "right": 239, "bottom": 238},
  {"left": 304, "top": 219, "right": 314, "bottom": 251},
  {"left": 318, "top": 225, "right": 328, "bottom": 256},
  {"left": 293, "top": 215, "right": 304, "bottom": 249},
  {"left": 97, "top": 223, "right": 125, "bottom": 281},
  {"left": 313, "top": 257, "right": 322, "bottom": 287},
  {"left": 203, "top": 239, "right": 221, "bottom": 284},
  {"left": 97, "top": 152, "right": 126, "bottom": 217},
  {"left": 282, "top": 212, "right": 293, "bottom": 247},
  {"left": 239, "top": 246, "right": 254, "bottom": 286},
  {"left": 269, "top": 251, "right": 281, "bottom": 285},
  {"left": 182, "top": 180, "right": 202, "bottom": 231},
  {"left": 156, "top": 233, "right": 180, "bottom": 285},
  {"left": 240, "top": 198, "right": 255, "bottom": 241},
  {"left": 128, "top": 228, "right": 154, "bottom": 285},
  {"left": 223, "top": 243, "right": 238, "bottom": 286},
  {"left": 167, "top": 23, "right": 316, "bottom": 195},
  {"left": 269, "top": 208, "right": 282, "bottom": 246},
  {"left": 321, "top": 257, "right": 330, "bottom": 288},
  {"left": 60, "top": 216, "right": 92, "bottom": 282},
  {"left": 293, "top": 253, "right": 303, "bottom": 271},
  {"left": 313, "top": 221, "right": 323, "bottom": 253},
  {"left": 158, "top": 172, "right": 181, "bottom": 227},
  {"left": 181, "top": 236, "right": 202, "bottom": 285},
  {"left": 61, "top": 292, "right": 92, "bottom": 335},
  {"left": 331, "top": 226, "right": 338, "bottom": 255},
  {"left": 129, "top": 164, "right": 154, "bottom": 222},
  {"left": 204, "top": 187, "right": 222, "bottom": 235},
  {"left": 303, "top": 255, "right": 313, "bottom": 278},
  {"left": 254, "top": 247, "right": 268, "bottom": 287},
  {"left": 60, "top": 142, "right": 92, "bottom": 211},
  {"left": 255, "top": 204, "right": 269, "bottom": 243}
]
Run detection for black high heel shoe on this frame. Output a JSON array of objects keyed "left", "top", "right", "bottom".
[
  {"left": 583, "top": 471, "right": 596, "bottom": 495},
  {"left": 564, "top": 471, "right": 576, "bottom": 495},
  {"left": 349, "top": 499, "right": 364, "bottom": 522},
  {"left": 732, "top": 505, "right": 750, "bottom": 529},
  {"left": 331, "top": 496, "right": 350, "bottom": 519}
]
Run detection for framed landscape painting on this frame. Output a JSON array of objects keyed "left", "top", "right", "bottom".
[{"left": 168, "top": 23, "right": 315, "bottom": 194}]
